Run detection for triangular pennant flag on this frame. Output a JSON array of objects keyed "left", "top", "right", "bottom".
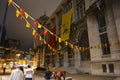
[
  {"left": 44, "top": 40, "right": 46, "bottom": 44},
  {"left": 109, "top": 42, "right": 114, "bottom": 46},
  {"left": 34, "top": 32, "right": 38, "bottom": 39},
  {"left": 37, "top": 23, "right": 42, "bottom": 28},
  {"left": 8, "top": 0, "right": 12, "bottom": 6},
  {"left": 58, "top": 38, "right": 61, "bottom": 43},
  {"left": 69, "top": 44, "right": 73, "bottom": 48},
  {"left": 65, "top": 41, "right": 68, "bottom": 46},
  {"left": 39, "top": 36, "right": 42, "bottom": 40},
  {"left": 20, "top": 16, "right": 24, "bottom": 22},
  {"left": 16, "top": 10, "right": 20, "bottom": 18},
  {"left": 32, "top": 29, "right": 36, "bottom": 35},
  {"left": 26, "top": 22, "right": 30, "bottom": 28},
  {"left": 33, "top": 20, "right": 38, "bottom": 26},
  {"left": 25, "top": 12, "right": 29, "bottom": 19},
  {"left": 43, "top": 29, "right": 48, "bottom": 36},
  {"left": 81, "top": 47, "right": 85, "bottom": 52},
  {"left": 20, "top": 8, "right": 25, "bottom": 15}
]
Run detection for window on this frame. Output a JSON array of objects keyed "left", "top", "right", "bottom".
[
  {"left": 100, "top": 33, "right": 110, "bottom": 55},
  {"left": 109, "top": 64, "right": 114, "bottom": 73},
  {"left": 96, "top": 13, "right": 106, "bottom": 33},
  {"left": 51, "top": 55, "right": 56, "bottom": 67},
  {"left": 76, "top": 0, "right": 85, "bottom": 20},
  {"left": 59, "top": 53, "right": 64, "bottom": 67},
  {"left": 78, "top": 31, "right": 90, "bottom": 61},
  {"left": 102, "top": 64, "right": 107, "bottom": 72},
  {"left": 96, "top": 0, "right": 110, "bottom": 55}
]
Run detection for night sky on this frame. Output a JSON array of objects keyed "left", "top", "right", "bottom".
[{"left": 5, "top": 0, "right": 61, "bottom": 51}]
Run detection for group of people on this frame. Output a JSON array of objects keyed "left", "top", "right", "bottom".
[
  {"left": 10, "top": 64, "right": 34, "bottom": 80},
  {"left": 10, "top": 65, "right": 66, "bottom": 80},
  {"left": 44, "top": 68, "right": 66, "bottom": 80}
]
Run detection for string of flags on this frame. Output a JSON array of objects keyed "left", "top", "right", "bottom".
[{"left": 7, "top": 0, "right": 120, "bottom": 57}]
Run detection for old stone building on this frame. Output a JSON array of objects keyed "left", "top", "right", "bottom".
[
  {"left": 86, "top": 0, "right": 120, "bottom": 76},
  {"left": 43, "top": 0, "right": 120, "bottom": 76},
  {"left": 33, "top": 13, "right": 49, "bottom": 68}
]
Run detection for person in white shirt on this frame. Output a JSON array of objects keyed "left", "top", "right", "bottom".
[
  {"left": 10, "top": 65, "right": 24, "bottom": 80},
  {"left": 24, "top": 65, "right": 34, "bottom": 80}
]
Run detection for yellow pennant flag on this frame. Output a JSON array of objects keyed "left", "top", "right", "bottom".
[
  {"left": 26, "top": 22, "right": 30, "bottom": 28},
  {"left": 37, "top": 23, "right": 42, "bottom": 28},
  {"left": 39, "top": 36, "right": 42, "bottom": 40},
  {"left": 25, "top": 12, "right": 29, "bottom": 19},
  {"left": 8, "top": 0, "right": 12, "bottom": 6},
  {"left": 16, "top": 10, "right": 20, "bottom": 18},
  {"left": 58, "top": 38, "right": 61, "bottom": 43},
  {"left": 44, "top": 40, "right": 46, "bottom": 44},
  {"left": 65, "top": 41, "right": 68, "bottom": 46},
  {"left": 48, "top": 44, "right": 50, "bottom": 48},
  {"left": 70, "top": 44, "right": 73, "bottom": 48},
  {"left": 32, "top": 29, "right": 36, "bottom": 35}
]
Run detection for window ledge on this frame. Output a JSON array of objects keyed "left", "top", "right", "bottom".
[{"left": 101, "top": 54, "right": 111, "bottom": 58}]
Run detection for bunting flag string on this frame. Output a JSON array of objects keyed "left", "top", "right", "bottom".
[{"left": 8, "top": 0, "right": 120, "bottom": 57}]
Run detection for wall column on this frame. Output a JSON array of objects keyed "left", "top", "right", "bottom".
[
  {"left": 74, "top": 49, "right": 81, "bottom": 70},
  {"left": 64, "top": 51, "right": 69, "bottom": 67}
]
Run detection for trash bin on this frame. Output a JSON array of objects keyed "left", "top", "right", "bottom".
[{"left": 65, "top": 77, "right": 72, "bottom": 80}]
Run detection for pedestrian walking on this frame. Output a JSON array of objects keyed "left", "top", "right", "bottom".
[
  {"left": 3, "top": 63, "right": 6, "bottom": 74},
  {"left": 44, "top": 68, "right": 52, "bottom": 80},
  {"left": 19, "top": 66, "right": 24, "bottom": 73},
  {"left": 24, "top": 65, "right": 34, "bottom": 80},
  {"left": 56, "top": 71, "right": 62, "bottom": 80},
  {"left": 52, "top": 71, "right": 57, "bottom": 80},
  {"left": 62, "top": 71, "right": 66, "bottom": 80},
  {"left": 10, "top": 65, "right": 24, "bottom": 80}
]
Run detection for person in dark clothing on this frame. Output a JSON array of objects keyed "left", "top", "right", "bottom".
[
  {"left": 19, "top": 66, "right": 24, "bottom": 73},
  {"left": 44, "top": 68, "right": 52, "bottom": 80},
  {"left": 62, "top": 71, "right": 66, "bottom": 80},
  {"left": 3, "top": 63, "right": 6, "bottom": 74}
]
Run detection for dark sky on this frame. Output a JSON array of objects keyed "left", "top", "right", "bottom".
[{"left": 5, "top": 0, "right": 61, "bottom": 51}]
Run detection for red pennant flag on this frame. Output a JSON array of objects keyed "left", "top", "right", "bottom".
[
  {"left": 43, "top": 29, "right": 48, "bottom": 36},
  {"left": 20, "top": 16, "right": 24, "bottom": 22},
  {"left": 33, "top": 20, "right": 38, "bottom": 26},
  {"left": 20, "top": 8, "right": 25, "bottom": 15},
  {"left": 34, "top": 32, "right": 38, "bottom": 39}
]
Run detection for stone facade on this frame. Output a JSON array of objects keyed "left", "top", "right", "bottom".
[
  {"left": 86, "top": 0, "right": 120, "bottom": 76},
  {"left": 45, "top": 0, "right": 120, "bottom": 76}
]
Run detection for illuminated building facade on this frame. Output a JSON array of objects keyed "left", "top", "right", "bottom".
[{"left": 45, "top": 0, "right": 120, "bottom": 76}]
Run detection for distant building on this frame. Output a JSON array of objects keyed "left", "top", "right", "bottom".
[
  {"left": 4, "top": 38, "right": 20, "bottom": 60},
  {"left": 33, "top": 13, "right": 49, "bottom": 68},
  {"left": 44, "top": 0, "right": 120, "bottom": 76}
]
